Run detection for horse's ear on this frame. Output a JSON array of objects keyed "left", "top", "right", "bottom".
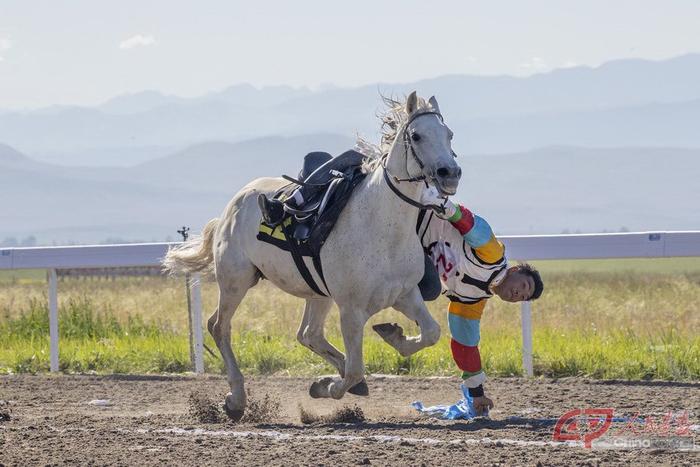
[
  {"left": 406, "top": 91, "right": 418, "bottom": 115},
  {"left": 428, "top": 95, "right": 441, "bottom": 113}
]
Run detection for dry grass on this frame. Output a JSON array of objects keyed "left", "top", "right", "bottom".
[
  {"left": 2, "top": 259, "right": 698, "bottom": 339},
  {"left": 3, "top": 273, "right": 697, "bottom": 340},
  {"left": 1, "top": 258, "right": 699, "bottom": 379}
]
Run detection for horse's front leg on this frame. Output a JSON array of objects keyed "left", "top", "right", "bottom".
[
  {"left": 373, "top": 287, "right": 441, "bottom": 357},
  {"left": 298, "top": 298, "right": 369, "bottom": 397},
  {"left": 309, "top": 307, "right": 367, "bottom": 399}
]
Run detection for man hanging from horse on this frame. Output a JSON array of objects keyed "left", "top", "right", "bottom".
[
  {"left": 256, "top": 97, "right": 544, "bottom": 416},
  {"left": 374, "top": 189, "right": 544, "bottom": 416}
]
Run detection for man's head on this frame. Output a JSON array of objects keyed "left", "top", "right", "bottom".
[{"left": 493, "top": 263, "right": 543, "bottom": 302}]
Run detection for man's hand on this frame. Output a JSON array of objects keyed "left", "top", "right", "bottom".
[
  {"left": 472, "top": 395, "right": 494, "bottom": 416},
  {"left": 420, "top": 187, "right": 456, "bottom": 219}
]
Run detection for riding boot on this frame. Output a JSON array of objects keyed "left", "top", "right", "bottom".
[{"left": 257, "top": 194, "right": 286, "bottom": 226}]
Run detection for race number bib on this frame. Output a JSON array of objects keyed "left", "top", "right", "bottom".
[{"left": 429, "top": 241, "right": 458, "bottom": 282}]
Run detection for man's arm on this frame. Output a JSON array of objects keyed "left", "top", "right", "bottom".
[
  {"left": 420, "top": 188, "right": 503, "bottom": 261},
  {"left": 446, "top": 202, "right": 505, "bottom": 264}
]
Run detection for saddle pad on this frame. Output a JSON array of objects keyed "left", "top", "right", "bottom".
[{"left": 257, "top": 218, "right": 311, "bottom": 256}]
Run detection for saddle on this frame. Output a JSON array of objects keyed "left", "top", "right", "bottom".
[{"left": 257, "top": 150, "right": 367, "bottom": 296}]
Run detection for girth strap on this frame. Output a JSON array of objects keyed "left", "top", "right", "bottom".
[
  {"left": 282, "top": 222, "right": 328, "bottom": 297},
  {"left": 311, "top": 253, "right": 330, "bottom": 296}
]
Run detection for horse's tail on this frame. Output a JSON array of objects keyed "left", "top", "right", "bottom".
[{"left": 163, "top": 218, "right": 219, "bottom": 275}]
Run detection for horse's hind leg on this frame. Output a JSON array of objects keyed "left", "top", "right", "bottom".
[
  {"left": 297, "top": 298, "right": 369, "bottom": 396},
  {"left": 373, "top": 287, "right": 441, "bottom": 357},
  {"left": 297, "top": 298, "right": 344, "bottom": 371},
  {"left": 210, "top": 262, "right": 259, "bottom": 421}
]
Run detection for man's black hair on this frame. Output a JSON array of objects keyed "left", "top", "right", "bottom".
[{"left": 517, "top": 263, "right": 544, "bottom": 300}]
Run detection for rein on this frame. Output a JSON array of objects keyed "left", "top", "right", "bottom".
[
  {"left": 381, "top": 110, "right": 451, "bottom": 215},
  {"left": 381, "top": 167, "right": 444, "bottom": 214}
]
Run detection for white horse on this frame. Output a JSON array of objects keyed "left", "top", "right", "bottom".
[{"left": 164, "top": 92, "right": 461, "bottom": 421}]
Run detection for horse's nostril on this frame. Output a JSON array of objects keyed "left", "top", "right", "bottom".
[
  {"left": 436, "top": 167, "right": 450, "bottom": 178},
  {"left": 437, "top": 167, "right": 460, "bottom": 178}
]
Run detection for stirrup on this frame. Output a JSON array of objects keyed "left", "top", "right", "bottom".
[
  {"left": 283, "top": 200, "right": 322, "bottom": 216},
  {"left": 295, "top": 212, "right": 314, "bottom": 222}
]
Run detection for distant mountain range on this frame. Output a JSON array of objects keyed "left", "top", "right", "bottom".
[
  {"left": 0, "top": 135, "right": 354, "bottom": 243},
  {"left": 3, "top": 54, "right": 699, "bottom": 243},
  {"left": 2, "top": 54, "right": 700, "bottom": 166},
  {"left": 1, "top": 140, "right": 697, "bottom": 244}
]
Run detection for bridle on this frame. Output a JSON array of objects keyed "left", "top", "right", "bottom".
[{"left": 381, "top": 110, "right": 457, "bottom": 214}]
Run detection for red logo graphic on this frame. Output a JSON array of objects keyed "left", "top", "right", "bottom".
[
  {"left": 436, "top": 253, "right": 454, "bottom": 281},
  {"left": 553, "top": 408, "right": 614, "bottom": 448}
]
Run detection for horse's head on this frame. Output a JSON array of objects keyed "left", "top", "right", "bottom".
[{"left": 398, "top": 91, "right": 461, "bottom": 196}]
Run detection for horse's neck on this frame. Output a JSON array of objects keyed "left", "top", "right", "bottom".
[{"left": 356, "top": 146, "right": 424, "bottom": 245}]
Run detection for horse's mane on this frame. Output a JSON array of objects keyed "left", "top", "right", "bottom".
[{"left": 355, "top": 93, "right": 434, "bottom": 173}]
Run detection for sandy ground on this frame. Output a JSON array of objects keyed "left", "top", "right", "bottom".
[{"left": 0, "top": 374, "right": 698, "bottom": 466}]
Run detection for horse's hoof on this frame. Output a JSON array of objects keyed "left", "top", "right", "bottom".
[
  {"left": 224, "top": 393, "right": 245, "bottom": 422},
  {"left": 309, "top": 376, "right": 334, "bottom": 399},
  {"left": 373, "top": 323, "right": 402, "bottom": 340},
  {"left": 348, "top": 380, "right": 369, "bottom": 396},
  {"left": 223, "top": 404, "right": 245, "bottom": 422}
]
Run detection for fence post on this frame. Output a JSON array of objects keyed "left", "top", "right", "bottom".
[
  {"left": 185, "top": 273, "right": 194, "bottom": 367},
  {"left": 520, "top": 300, "right": 534, "bottom": 377},
  {"left": 48, "top": 268, "right": 59, "bottom": 372},
  {"left": 191, "top": 273, "right": 204, "bottom": 374}
]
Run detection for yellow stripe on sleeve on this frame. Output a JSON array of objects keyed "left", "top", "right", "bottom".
[{"left": 474, "top": 235, "right": 505, "bottom": 264}]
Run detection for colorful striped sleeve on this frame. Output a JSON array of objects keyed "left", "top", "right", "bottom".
[
  {"left": 447, "top": 204, "right": 505, "bottom": 264},
  {"left": 448, "top": 300, "right": 487, "bottom": 388}
]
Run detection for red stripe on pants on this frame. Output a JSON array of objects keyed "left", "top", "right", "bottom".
[{"left": 450, "top": 338, "right": 481, "bottom": 373}]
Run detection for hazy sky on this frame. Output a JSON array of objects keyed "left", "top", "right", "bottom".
[{"left": 1, "top": 0, "right": 699, "bottom": 109}]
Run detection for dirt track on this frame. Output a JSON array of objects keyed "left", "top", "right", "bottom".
[{"left": 0, "top": 375, "right": 698, "bottom": 466}]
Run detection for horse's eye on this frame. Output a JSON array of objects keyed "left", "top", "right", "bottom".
[{"left": 411, "top": 133, "right": 421, "bottom": 142}]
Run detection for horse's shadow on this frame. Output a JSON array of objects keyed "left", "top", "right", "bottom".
[{"left": 254, "top": 416, "right": 556, "bottom": 433}]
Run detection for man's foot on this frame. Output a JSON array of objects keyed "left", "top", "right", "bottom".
[{"left": 257, "top": 194, "right": 285, "bottom": 226}]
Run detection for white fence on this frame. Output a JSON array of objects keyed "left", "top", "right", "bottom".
[{"left": 1, "top": 231, "right": 699, "bottom": 375}]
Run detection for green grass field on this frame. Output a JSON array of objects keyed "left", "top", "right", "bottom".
[{"left": 1, "top": 258, "right": 699, "bottom": 379}]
